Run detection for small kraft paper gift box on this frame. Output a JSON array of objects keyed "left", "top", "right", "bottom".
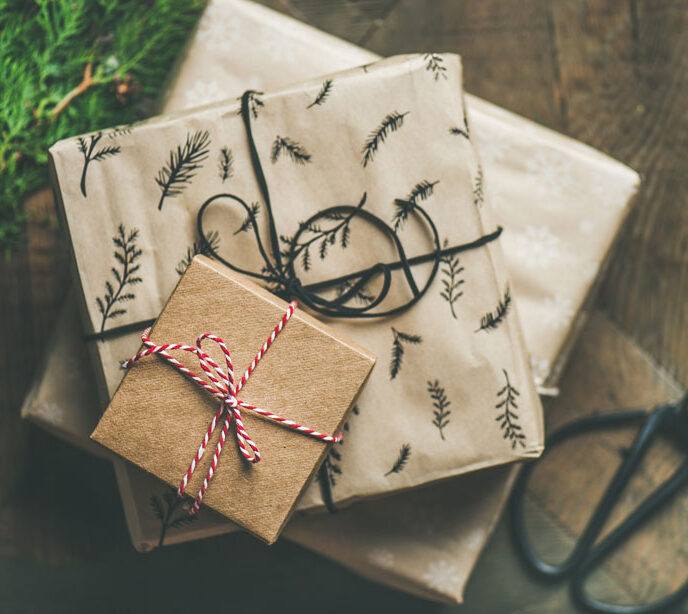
[
  {"left": 49, "top": 52, "right": 545, "bottom": 515},
  {"left": 92, "top": 255, "right": 375, "bottom": 543}
]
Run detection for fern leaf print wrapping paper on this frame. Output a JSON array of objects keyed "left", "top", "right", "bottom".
[{"left": 49, "top": 54, "right": 544, "bottom": 512}]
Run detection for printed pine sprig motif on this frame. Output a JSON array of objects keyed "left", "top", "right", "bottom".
[
  {"left": 280, "top": 194, "right": 365, "bottom": 272},
  {"left": 96, "top": 224, "right": 142, "bottom": 335},
  {"left": 155, "top": 130, "right": 210, "bottom": 210},
  {"left": 321, "top": 405, "right": 359, "bottom": 487},
  {"left": 218, "top": 147, "right": 233, "bottom": 182},
  {"left": 449, "top": 110, "right": 471, "bottom": 139},
  {"left": 427, "top": 379, "right": 451, "bottom": 440},
  {"left": 150, "top": 487, "right": 196, "bottom": 548},
  {"left": 439, "top": 239, "right": 465, "bottom": 319},
  {"left": 392, "top": 180, "right": 439, "bottom": 231},
  {"left": 362, "top": 111, "right": 409, "bottom": 167},
  {"left": 335, "top": 278, "right": 375, "bottom": 305},
  {"left": 175, "top": 230, "right": 220, "bottom": 276},
  {"left": 390, "top": 327, "right": 422, "bottom": 380},
  {"left": 77, "top": 132, "right": 121, "bottom": 197},
  {"left": 241, "top": 91, "right": 264, "bottom": 119},
  {"left": 271, "top": 136, "right": 311, "bottom": 165},
  {"left": 307, "top": 79, "right": 333, "bottom": 108},
  {"left": 473, "top": 166, "right": 484, "bottom": 207},
  {"left": 385, "top": 443, "right": 411, "bottom": 476},
  {"left": 424, "top": 53, "right": 447, "bottom": 80},
  {"left": 496, "top": 369, "right": 526, "bottom": 449},
  {"left": 476, "top": 286, "right": 511, "bottom": 332},
  {"left": 234, "top": 203, "right": 260, "bottom": 235}
]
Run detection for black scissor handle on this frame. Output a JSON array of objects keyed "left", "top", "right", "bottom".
[
  {"left": 570, "top": 458, "right": 688, "bottom": 613},
  {"left": 510, "top": 407, "right": 651, "bottom": 579}
]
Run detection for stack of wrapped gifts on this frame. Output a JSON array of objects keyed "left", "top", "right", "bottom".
[{"left": 23, "top": 0, "right": 639, "bottom": 604}]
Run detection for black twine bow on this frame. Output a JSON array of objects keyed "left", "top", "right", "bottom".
[{"left": 197, "top": 90, "right": 503, "bottom": 320}]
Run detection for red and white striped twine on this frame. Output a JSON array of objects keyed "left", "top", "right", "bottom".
[{"left": 121, "top": 301, "right": 342, "bottom": 515}]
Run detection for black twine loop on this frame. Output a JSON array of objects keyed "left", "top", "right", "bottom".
[{"left": 197, "top": 89, "right": 503, "bottom": 319}]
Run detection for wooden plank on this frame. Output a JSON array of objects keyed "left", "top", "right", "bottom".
[{"left": 550, "top": 0, "right": 688, "bottom": 386}]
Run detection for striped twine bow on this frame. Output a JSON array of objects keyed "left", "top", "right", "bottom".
[{"left": 121, "top": 301, "right": 342, "bottom": 515}]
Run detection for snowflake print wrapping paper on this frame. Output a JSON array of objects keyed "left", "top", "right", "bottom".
[{"left": 49, "top": 53, "right": 544, "bottom": 513}]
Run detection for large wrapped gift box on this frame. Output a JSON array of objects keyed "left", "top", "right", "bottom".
[
  {"left": 24, "top": 0, "right": 638, "bottom": 604},
  {"left": 49, "top": 52, "right": 544, "bottom": 511}
]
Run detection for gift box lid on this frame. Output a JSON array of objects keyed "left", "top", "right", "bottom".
[{"left": 92, "top": 256, "right": 375, "bottom": 543}]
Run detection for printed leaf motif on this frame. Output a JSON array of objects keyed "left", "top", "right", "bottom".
[
  {"left": 427, "top": 380, "right": 451, "bottom": 440},
  {"left": 96, "top": 224, "right": 142, "bottom": 334},
  {"left": 390, "top": 327, "right": 422, "bottom": 380},
  {"left": 218, "top": 146, "right": 233, "bottom": 182},
  {"left": 424, "top": 53, "right": 447, "bottom": 80},
  {"left": 150, "top": 487, "right": 196, "bottom": 548},
  {"left": 280, "top": 193, "right": 366, "bottom": 272},
  {"left": 241, "top": 91, "right": 264, "bottom": 119},
  {"left": 496, "top": 369, "right": 526, "bottom": 449},
  {"left": 385, "top": 443, "right": 411, "bottom": 476},
  {"left": 271, "top": 136, "right": 311, "bottom": 165},
  {"left": 476, "top": 286, "right": 511, "bottom": 332},
  {"left": 77, "top": 132, "right": 121, "bottom": 196},
  {"left": 233, "top": 203, "right": 260, "bottom": 235},
  {"left": 335, "top": 278, "right": 375, "bottom": 305},
  {"left": 473, "top": 166, "right": 484, "bottom": 207},
  {"left": 155, "top": 130, "right": 211, "bottom": 210},
  {"left": 439, "top": 238, "right": 465, "bottom": 319},
  {"left": 362, "top": 111, "right": 409, "bottom": 167},
  {"left": 321, "top": 405, "right": 359, "bottom": 487},
  {"left": 392, "top": 180, "right": 439, "bottom": 231},
  {"left": 449, "top": 125, "right": 469, "bottom": 139},
  {"left": 175, "top": 230, "right": 220, "bottom": 276},
  {"left": 307, "top": 79, "right": 333, "bottom": 108}
]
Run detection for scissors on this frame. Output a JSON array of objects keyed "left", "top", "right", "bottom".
[{"left": 510, "top": 392, "right": 688, "bottom": 614}]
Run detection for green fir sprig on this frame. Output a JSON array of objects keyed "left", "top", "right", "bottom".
[{"left": 0, "top": 0, "right": 205, "bottom": 255}]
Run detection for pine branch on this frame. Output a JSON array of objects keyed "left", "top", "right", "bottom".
[
  {"left": 384, "top": 444, "right": 411, "bottom": 476},
  {"left": 427, "top": 379, "right": 451, "bottom": 440},
  {"left": 271, "top": 136, "right": 311, "bottom": 164},
  {"left": 476, "top": 286, "right": 511, "bottom": 332},
  {"left": 218, "top": 146, "right": 233, "bottom": 182},
  {"left": 96, "top": 224, "right": 142, "bottom": 334},
  {"left": 155, "top": 130, "right": 210, "bottom": 210},
  {"left": 424, "top": 53, "right": 447, "bottom": 80},
  {"left": 439, "top": 238, "right": 465, "bottom": 319},
  {"left": 78, "top": 132, "right": 122, "bottom": 196},
  {"left": 362, "top": 111, "right": 409, "bottom": 167},
  {"left": 392, "top": 179, "right": 439, "bottom": 231},
  {"left": 175, "top": 229, "right": 220, "bottom": 275},
  {"left": 233, "top": 203, "right": 260, "bottom": 235},
  {"left": 307, "top": 79, "right": 333, "bottom": 108},
  {"left": 495, "top": 369, "right": 526, "bottom": 449},
  {"left": 473, "top": 166, "right": 484, "bottom": 207},
  {"left": 390, "top": 327, "right": 422, "bottom": 380}
]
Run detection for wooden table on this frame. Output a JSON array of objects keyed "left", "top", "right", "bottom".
[{"left": 1, "top": 1, "right": 686, "bottom": 611}]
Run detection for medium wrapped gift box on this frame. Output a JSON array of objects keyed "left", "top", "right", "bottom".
[
  {"left": 49, "top": 53, "right": 544, "bottom": 513},
  {"left": 93, "top": 257, "right": 375, "bottom": 542},
  {"left": 22, "top": 0, "right": 639, "bottom": 604}
]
